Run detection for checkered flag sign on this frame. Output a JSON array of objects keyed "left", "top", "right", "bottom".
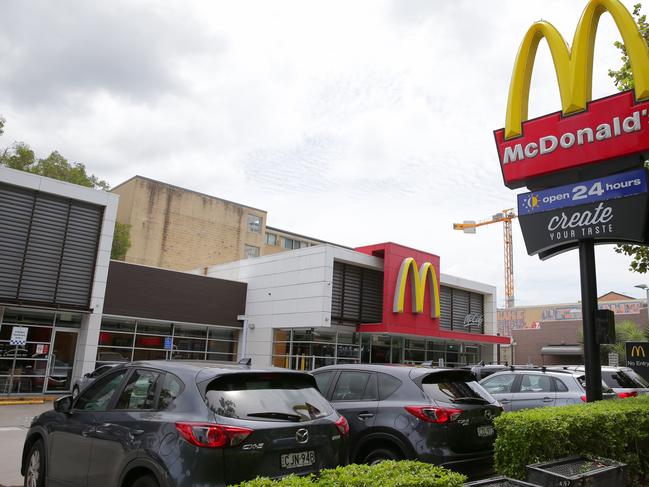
[{"left": 9, "top": 326, "right": 28, "bottom": 346}]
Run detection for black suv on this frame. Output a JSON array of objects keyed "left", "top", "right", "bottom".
[
  {"left": 312, "top": 364, "right": 502, "bottom": 477},
  {"left": 21, "top": 361, "right": 348, "bottom": 487}
]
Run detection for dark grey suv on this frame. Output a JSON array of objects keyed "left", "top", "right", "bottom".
[
  {"left": 312, "top": 364, "right": 502, "bottom": 477},
  {"left": 21, "top": 361, "right": 348, "bottom": 487}
]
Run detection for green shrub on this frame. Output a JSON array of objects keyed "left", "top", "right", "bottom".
[
  {"left": 493, "top": 395, "right": 649, "bottom": 485},
  {"left": 231, "top": 461, "right": 467, "bottom": 487}
]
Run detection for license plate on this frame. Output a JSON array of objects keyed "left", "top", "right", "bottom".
[
  {"left": 477, "top": 425, "right": 494, "bottom": 437},
  {"left": 280, "top": 451, "right": 315, "bottom": 469}
]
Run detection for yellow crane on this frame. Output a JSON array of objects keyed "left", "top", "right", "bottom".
[{"left": 453, "top": 209, "right": 517, "bottom": 308}]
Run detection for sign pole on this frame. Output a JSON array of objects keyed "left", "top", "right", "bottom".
[{"left": 578, "top": 239, "right": 602, "bottom": 402}]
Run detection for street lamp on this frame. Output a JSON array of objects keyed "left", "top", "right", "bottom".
[{"left": 635, "top": 285, "right": 649, "bottom": 324}]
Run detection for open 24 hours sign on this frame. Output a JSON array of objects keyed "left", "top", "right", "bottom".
[{"left": 517, "top": 169, "right": 649, "bottom": 259}]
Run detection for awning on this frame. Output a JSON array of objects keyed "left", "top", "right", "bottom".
[{"left": 541, "top": 345, "right": 583, "bottom": 356}]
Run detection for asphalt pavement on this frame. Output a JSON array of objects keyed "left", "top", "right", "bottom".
[{"left": 0, "top": 403, "right": 52, "bottom": 487}]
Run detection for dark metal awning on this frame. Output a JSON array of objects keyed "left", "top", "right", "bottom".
[{"left": 541, "top": 345, "right": 583, "bottom": 356}]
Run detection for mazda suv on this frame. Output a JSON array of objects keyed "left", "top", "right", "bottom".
[
  {"left": 21, "top": 361, "right": 348, "bottom": 487},
  {"left": 312, "top": 364, "right": 502, "bottom": 477}
]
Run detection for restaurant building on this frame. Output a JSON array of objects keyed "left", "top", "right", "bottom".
[{"left": 200, "top": 242, "right": 510, "bottom": 370}]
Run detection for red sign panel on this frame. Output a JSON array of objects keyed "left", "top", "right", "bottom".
[
  {"left": 355, "top": 242, "right": 509, "bottom": 344},
  {"left": 495, "top": 91, "right": 649, "bottom": 189}
]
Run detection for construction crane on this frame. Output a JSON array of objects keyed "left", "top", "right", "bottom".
[{"left": 453, "top": 209, "right": 517, "bottom": 308}]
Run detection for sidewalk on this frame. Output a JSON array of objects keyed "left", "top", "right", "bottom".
[{"left": 0, "top": 403, "right": 52, "bottom": 487}]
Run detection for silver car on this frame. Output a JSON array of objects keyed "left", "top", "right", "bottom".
[
  {"left": 72, "top": 363, "right": 118, "bottom": 396},
  {"left": 550, "top": 365, "right": 649, "bottom": 398},
  {"left": 479, "top": 367, "right": 616, "bottom": 412}
]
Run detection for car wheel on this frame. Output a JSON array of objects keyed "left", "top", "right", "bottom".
[
  {"left": 131, "top": 474, "right": 159, "bottom": 487},
  {"left": 363, "top": 446, "right": 401, "bottom": 465},
  {"left": 24, "top": 440, "right": 45, "bottom": 487},
  {"left": 72, "top": 386, "right": 79, "bottom": 397}
]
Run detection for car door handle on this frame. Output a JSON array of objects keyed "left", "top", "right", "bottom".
[
  {"left": 542, "top": 397, "right": 553, "bottom": 402},
  {"left": 357, "top": 412, "right": 375, "bottom": 420},
  {"left": 130, "top": 429, "right": 145, "bottom": 437},
  {"left": 500, "top": 399, "right": 511, "bottom": 404}
]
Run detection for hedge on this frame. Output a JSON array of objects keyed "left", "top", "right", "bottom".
[
  {"left": 230, "top": 461, "right": 467, "bottom": 487},
  {"left": 493, "top": 395, "right": 649, "bottom": 485}
]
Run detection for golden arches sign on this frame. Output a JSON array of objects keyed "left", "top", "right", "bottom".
[
  {"left": 630, "top": 345, "right": 646, "bottom": 357},
  {"left": 505, "top": 0, "right": 649, "bottom": 140},
  {"left": 393, "top": 257, "right": 441, "bottom": 318}
]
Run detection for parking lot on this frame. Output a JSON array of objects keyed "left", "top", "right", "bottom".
[{"left": 0, "top": 403, "right": 52, "bottom": 487}]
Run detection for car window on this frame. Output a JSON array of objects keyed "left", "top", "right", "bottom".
[
  {"left": 481, "top": 374, "right": 516, "bottom": 394},
  {"left": 313, "top": 371, "right": 336, "bottom": 396},
  {"left": 115, "top": 369, "right": 161, "bottom": 410},
  {"left": 520, "top": 374, "right": 552, "bottom": 393},
  {"left": 75, "top": 369, "right": 128, "bottom": 411},
  {"left": 552, "top": 377, "right": 569, "bottom": 392},
  {"left": 362, "top": 373, "right": 378, "bottom": 400},
  {"left": 423, "top": 370, "right": 495, "bottom": 404},
  {"left": 159, "top": 373, "right": 184, "bottom": 410},
  {"left": 623, "top": 369, "right": 649, "bottom": 388},
  {"left": 332, "top": 371, "right": 371, "bottom": 401},
  {"left": 378, "top": 373, "right": 402, "bottom": 400},
  {"left": 90, "top": 365, "right": 110, "bottom": 378},
  {"left": 204, "top": 372, "right": 333, "bottom": 422},
  {"left": 602, "top": 370, "right": 648, "bottom": 389}
]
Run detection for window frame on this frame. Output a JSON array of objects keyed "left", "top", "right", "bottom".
[
  {"left": 247, "top": 214, "right": 262, "bottom": 233},
  {"left": 481, "top": 373, "right": 518, "bottom": 395},
  {"left": 73, "top": 368, "right": 129, "bottom": 412},
  {"left": 112, "top": 368, "right": 164, "bottom": 412},
  {"left": 244, "top": 244, "right": 260, "bottom": 259},
  {"left": 330, "top": 370, "right": 376, "bottom": 402}
]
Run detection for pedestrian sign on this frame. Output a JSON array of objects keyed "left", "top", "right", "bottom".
[{"left": 164, "top": 336, "right": 173, "bottom": 350}]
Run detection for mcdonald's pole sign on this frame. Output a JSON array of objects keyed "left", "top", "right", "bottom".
[
  {"left": 625, "top": 342, "right": 649, "bottom": 381},
  {"left": 494, "top": 0, "right": 649, "bottom": 190}
]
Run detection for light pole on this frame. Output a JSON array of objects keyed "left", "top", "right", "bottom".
[{"left": 634, "top": 284, "right": 649, "bottom": 322}]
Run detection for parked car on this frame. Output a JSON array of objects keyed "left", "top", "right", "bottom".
[
  {"left": 549, "top": 365, "right": 649, "bottom": 398},
  {"left": 465, "top": 363, "right": 511, "bottom": 381},
  {"left": 311, "top": 364, "right": 503, "bottom": 477},
  {"left": 479, "top": 367, "right": 616, "bottom": 412},
  {"left": 21, "top": 361, "right": 348, "bottom": 487},
  {"left": 72, "top": 363, "right": 119, "bottom": 396}
]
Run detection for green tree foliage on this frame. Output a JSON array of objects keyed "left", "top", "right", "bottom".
[
  {"left": 0, "top": 126, "right": 130, "bottom": 260},
  {"left": 603, "top": 320, "right": 649, "bottom": 365},
  {"left": 609, "top": 4, "right": 649, "bottom": 272}
]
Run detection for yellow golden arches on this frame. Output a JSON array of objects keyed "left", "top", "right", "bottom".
[
  {"left": 630, "top": 345, "right": 646, "bottom": 357},
  {"left": 505, "top": 0, "right": 649, "bottom": 140},
  {"left": 393, "top": 257, "right": 441, "bottom": 318}
]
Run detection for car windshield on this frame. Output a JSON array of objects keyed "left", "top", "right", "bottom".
[
  {"left": 204, "top": 373, "right": 334, "bottom": 422},
  {"left": 602, "top": 370, "right": 649, "bottom": 388},
  {"left": 576, "top": 375, "right": 614, "bottom": 393},
  {"left": 421, "top": 370, "right": 496, "bottom": 404}
]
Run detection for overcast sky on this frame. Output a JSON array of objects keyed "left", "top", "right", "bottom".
[{"left": 1, "top": 0, "right": 647, "bottom": 307}]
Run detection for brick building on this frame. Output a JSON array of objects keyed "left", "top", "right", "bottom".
[
  {"left": 498, "top": 292, "right": 649, "bottom": 365},
  {"left": 112, "top": 176, "right": 332, "bottom": 271}
]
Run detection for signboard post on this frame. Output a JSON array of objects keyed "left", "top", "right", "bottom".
[
  {"left": 626, "top": 342, "right": 649, "bottom": 382},
  {"left": 494, "top": 0, "right": 649, "bottom": 402}
]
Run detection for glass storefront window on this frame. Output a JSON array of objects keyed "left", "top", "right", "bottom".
[
  {"left": 174, "top": 324, "right": 207, "bottom": 338},
  {"left": 98, "top": 332, "right": 134, "bottom": 348},
  {"left": 136, "top": 322, "right": 172, "bottom": 335},
  {"left": 174, "top": 337, "right": 206, "bottom": 352},
  {"left": 135, "top": 335, "right": 165, "bottom": 349},
  {"left": 55, "top": 312, "right": 82, "bottom": 328},
  {"left": 133, "top": 349, "right": 167, "bottom": 361},
  {"left": 101, "top": 318, "right": 136, "bottom": 333},
  {"left": 207, "top": 352, "right": 236, "bottom": 362},
  {"left": 2, "top": 308, "right": 55, "bottom": 327},
  {"left": 97, "top": 347, "right": 131, "bottom": 363},
  {"left": 172, "top": 351, "right": 204, "bottom": 360},
  {"left": 209, "top": 328, "right": 238, "bottom": 341}
]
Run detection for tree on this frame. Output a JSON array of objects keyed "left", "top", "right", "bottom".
[
  {"left": 602, "top": 320, "right": 649, "bottom": 365},
  {"left": 608, "top": 3, "right": 649, "bottom": 272},
  {"left": 0, "top": 126, "right": 131, "bottom": 260}
]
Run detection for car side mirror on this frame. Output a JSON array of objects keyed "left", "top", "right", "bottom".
[
  {"left": 83, "top": 372, "right": 90, "bottom": 378},
  {"left": 54, "top": 395, "right": 73, "bottom": 413}
]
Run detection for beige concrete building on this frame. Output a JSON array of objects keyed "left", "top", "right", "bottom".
[{"left": 112, "top": 176, "right": 331, "bottom": 271}]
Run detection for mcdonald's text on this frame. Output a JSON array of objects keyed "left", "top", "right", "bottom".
[{"left": 495, "top": 91, "right": 649, "bottom": 189}]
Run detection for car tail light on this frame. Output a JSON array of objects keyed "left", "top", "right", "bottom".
[
  {"left": 580, "top": 395, "right": 587, "bottom": 402},
  {"left": 335, "top": 415, "right": 349, "bottom": 436},
  {"left": 617, "top": 391, "right": 638, "bottom": 399},
  {"left": 175, "top": 422, "right": 252, "bottom": 448},
  {"left": 404, "top": 406, "right": 463, "bottom": 424}
]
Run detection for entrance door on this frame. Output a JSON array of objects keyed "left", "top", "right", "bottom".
[{"left": 45, "top": 330, "right": 78, "bottom": 393}]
